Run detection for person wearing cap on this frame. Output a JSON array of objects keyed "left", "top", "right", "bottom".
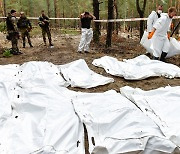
[
  {"left": 6, "top": 9, "right": 22, "bottom": 55},
  {"left": 17, "top": 12, "right": 33, "bottom": 48},
  {"left": 147, "top": 5, "right": 163, "bottom": 34},
  {"left": 38, "top": 10, "right": 53, "bottom": 47},
  {"left": 148, "top": 7, "right": 177, "bottom": 62},
  {"left": 78, "top": 11, "right": 96, "bottom": 53}
]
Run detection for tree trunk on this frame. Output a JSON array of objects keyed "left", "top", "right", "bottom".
[
  {"left": 28, "top": 0, "right": 33, "bottom": 16},
  {"left": 47, "top": 0, "right": 51, "bottom": 17},
  {"left": 93, "top": 0, "right": 100, "bottom": 44},
  {"left": 106, "top": 0, "right": 114, "bottom": 47},
  {"left": 114, "top": 0, "right": 119, "bottom": 35},
  {"left": 3, "top": 0, "right": 6, "bottom": 17},
  {"left": 136, "top": 0, "right": 147, "bottom": 40},
  {"left": 54, "top": 0, "right": 57, "bottom": 25}
]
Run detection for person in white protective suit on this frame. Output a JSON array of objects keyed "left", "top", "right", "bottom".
[
  {"left": 147, "top": 5, "right": 163, "bottom": 33},
  {"left": 148, "top": 7, "right": 177, "bottom": 62},
  {"left": 78, "top": 12, "right": 96, "bottom": 53}
]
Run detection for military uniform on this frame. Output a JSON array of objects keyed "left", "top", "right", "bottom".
[
  {"left": 17, "top": 15, "right": 33, "bottom": 48},
  {"left": 38, "top": 14, "right": 53, "bottom": 46},
  {"left": 6, "top": 12, "right": 21, "bottom": 55}
]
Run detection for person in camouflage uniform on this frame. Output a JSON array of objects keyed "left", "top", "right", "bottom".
[
  {"left": 6, "top": 10, "right": 22, "bottom": 55},
  {"left": 17, "top": 12, "right": 33, "bottom": 48},
  {"left": 38, "top": 10, "right": 53, "bottom": 46}
]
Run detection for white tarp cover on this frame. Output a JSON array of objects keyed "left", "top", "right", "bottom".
[
  {"left": 92, "top": 55, "right": 180, "bottom": 80},
  {"left": 120, "top": 86, "right": 180, "bottom": 148},
  {"left": 140, "top": 31, "right": 180, "bottom": 58},
  {"left": 0, "top": 86, "right": 84, "bottom": 154},
  {"left": 0, "top": 62, "right": 84, "bottom": 154},
  {"left": 71, "top": 90, "right": 179, "bottom": 154},
  {"left": 0, "top": 61, "right": 180, "bottom": 154},
  {"left": 58, "top": 59, "right": 114, "bottom": 88}
]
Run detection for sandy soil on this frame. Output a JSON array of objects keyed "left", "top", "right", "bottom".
[{"left": 0, "top": 31, "right": 180, "bottom": 93}]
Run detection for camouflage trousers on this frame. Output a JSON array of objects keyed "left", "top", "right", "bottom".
[
  {"left": 9, "top": 32, "right": 19, "bottom": 52},
  {"left": 41, "top": 27, "right": 52, "bottom": 45},
  {"left": 20, "top": 29, "right": 32, "bottom": 45}
]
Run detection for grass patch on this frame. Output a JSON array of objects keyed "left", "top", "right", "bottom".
[
  {"left": 0, "top": 22, "right": 6, "bottom": 32},
  {"left": 59, "top": 28, "right": 80, "bottom": 35},
  {"left": 30, "top": 27, "right": 42, "bottom": 36},
  {"left": 2, "top": 48, "right": 13, "bottom": 57}
]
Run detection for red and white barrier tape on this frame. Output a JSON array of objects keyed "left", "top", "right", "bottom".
[{"left": 0, "top": 16, "right": 179, "bottom": 21}]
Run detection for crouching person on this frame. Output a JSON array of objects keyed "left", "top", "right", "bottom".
[
  {"left": 6, "top": 10, "right": 22, "bottom": 55},
  {"left": 17, "top": 12, "right": 33, "bottom": 48},
  {"left": 148, "top": 7, "right": 177, "bottom": 62}
]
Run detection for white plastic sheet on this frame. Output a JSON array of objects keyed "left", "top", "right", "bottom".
[
  {"left": 140, "top": 31, "right": 180, "bottom": 58},
  {"left": 19, "top": 61, "right": 69, "bottom": 88},
  {"left": 0, "top": 64, "right": 20, "bottom": 120},
  {"left": 0, "top": 85, "right": 84, "bottom": 154},
  {"left": 168, "top": 37, "right": 180, "bottom": 58},
  {"left": 71, "top": 90, "right": 178, "bottom": 153},
  {"left": 58, "top": 59, "right": 114, "bottom": 88},
  {"left": 92, "top": 55, "right": 180, "bottom": 80},
  {"left": 140, "top": 31, "right": 154, "bottom": 55},
  {"left": 0, "top": 61, "right": 180, "bottom": 154},
  {"left": 120, "top": 86, "right": 180, "bottom": 147}
]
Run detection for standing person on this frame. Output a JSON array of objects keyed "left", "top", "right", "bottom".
[
  {"left": 148, "top": 7, "right": 177, "bottom": 62},
  {"left": 6, "top": 10, "right": 22, "bottom": 55},
  {"left": 17, "top": 12, "right": 33, "bottom": 48},
  {"left": 78, "top": 12, "right": 96, "bottom": 53},
  {"left": 38, "top": 10, "right": 53, "bottom": 47},
  {"left": 147, "top": 5, "right": 163, "bottom": 33}
]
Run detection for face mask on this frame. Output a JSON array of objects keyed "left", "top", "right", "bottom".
[{"left": 157, "top": 10, "right": 162, "bottom": 14}]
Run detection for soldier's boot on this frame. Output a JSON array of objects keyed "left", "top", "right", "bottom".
[
  {"left": 49, "top": 43, "right": 54, "bottom": 46},
  {"left": 43, "top": 38, "right": 46, "bottom": 46},
  {"left": 160, "top": 52, "right": 167, "bottom": 62},
  {"left": 23, "top": 42, "right": 25, "bottom": 48},
  {"left": 29, "top": 42, "right": 33, "bottom": 47},
  {"left": 49, "top": 39, "right": 53, "bottom": 46},
  {"left": 10, "top": 49, "right": 22, "bottom": 55}
]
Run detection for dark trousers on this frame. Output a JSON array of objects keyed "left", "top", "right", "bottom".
[
  {"left": 41, "top": 27, "right": 52, "bottom": 44},
  {"left": 10, "top": 32, "right": 19, "bottom": 52},
  {"left": 21, "top": 29, "right": 32, "bottom": 45}
]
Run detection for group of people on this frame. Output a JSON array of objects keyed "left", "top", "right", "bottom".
[
  {"left": 5, "top": 6, "right": 177, "bottom": 60},
  {"left": 6, "top": 9, "right": 95, "bottom": 56},
  {"left": 147, "top": 6, "right": 177, "bottom": 62},
  {"left": 6, "top": 10, "right": 53, "bottom": 55}
]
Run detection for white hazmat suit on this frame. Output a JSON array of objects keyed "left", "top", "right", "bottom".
[
  {"left": 147, "top": 11, "right": 161, "bottom": 33},
  {"left": 151, "top": 13, "right": 172, "bottom": 57}
]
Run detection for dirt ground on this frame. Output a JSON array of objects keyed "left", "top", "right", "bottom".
[{"left": 0, "top": 30, "right": 180, "bottom": 93}]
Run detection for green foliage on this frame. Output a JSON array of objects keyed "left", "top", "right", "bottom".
[
  {"left": 0, "top": 22, "right": 6, "bottom": 32},
  {"left": 60, "top": 28, "right": 80, "bottom": 35},
  {"left": 2, "top": 48, "right": 13, "bottom": 58},
  {"left": 2, "top": 0, "right": 179, "bottom": 29},
  {"left": 30, "top": 27, "right": 42, "bottom": 36}
]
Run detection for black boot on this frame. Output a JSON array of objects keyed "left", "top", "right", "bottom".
[
  {"left": 29, "top": 43, "right": 33, "bottom": 47},
  {"left": 49, "top": 42, "right": 53, "bottom": 46},
  {"left": 152, "top": 56, "right": 159, "bottom": 60},
  {"left": 160, "top": 52, "right": 167, "bottom": 62},
  {"left": 10, "top": 50, "right": 22, "bottom": 55},
  {"left": 23, "top": 43, "right": 25, "bottom": 48}
]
